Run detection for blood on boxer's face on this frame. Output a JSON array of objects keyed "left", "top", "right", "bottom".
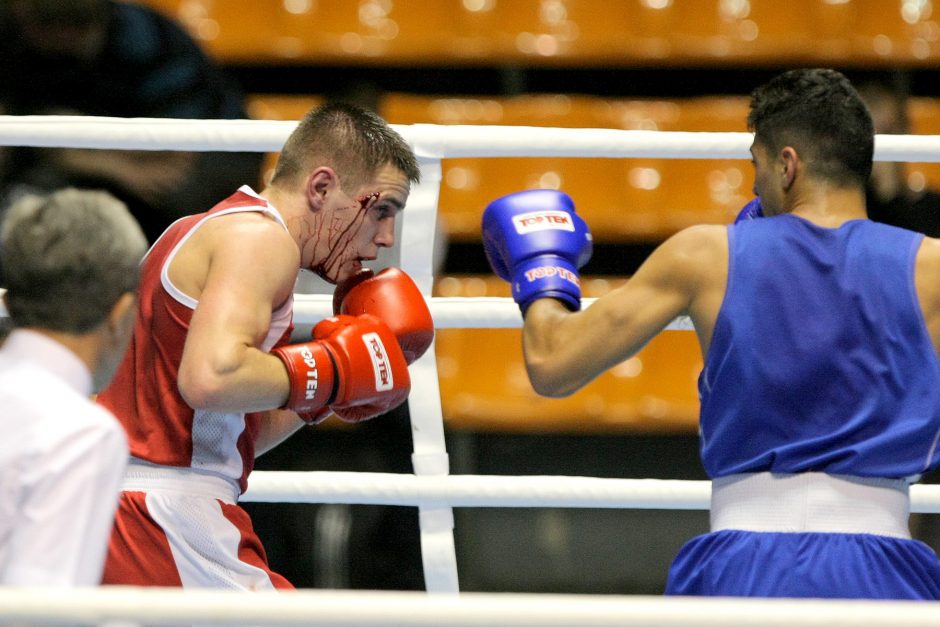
[{"left": 298, "top": 164, "right": 410, "bottom": 284}]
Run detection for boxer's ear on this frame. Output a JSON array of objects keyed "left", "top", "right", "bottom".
[
  {"left": 780, "top": 147, "right": 799, "bottom": 191},
  {"left": 306, "top": 167, "right": 339, "bottom": 211}
]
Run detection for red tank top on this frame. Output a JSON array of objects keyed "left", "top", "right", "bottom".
[{"left": 98, "top": 186, "right": 294, "bottom": 492}]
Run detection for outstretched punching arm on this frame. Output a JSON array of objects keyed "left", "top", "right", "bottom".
[
  {"left": 482, "top": 190, "right": 728, "bottom": 399},
  {"left": 522, "top": 226, "right": 727, "bottom": 397}
]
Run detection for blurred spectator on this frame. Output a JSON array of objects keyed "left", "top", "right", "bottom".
[
  {"left": 0, "top": 0, "right": 263, "bottom": 243},
  {"left": 858, "top": 75, "right": 940, "bottom": 237}
]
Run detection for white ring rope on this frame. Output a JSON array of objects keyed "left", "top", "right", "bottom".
[
  {"left": 292, "top": 294, "right": 695, "bottom": 329},
  {"left": 1, "top": 115, "right": 940, "bottom": 161},
  {"left": 4, "top": 116, "right": 940, "bottom": 622},
  {"left": 0, "top": 292, "right": 693, "bottom": 332},
  {"left": 0, "top": 588, "right": 937, "bottom": 627},
  {"left": 242, "top": 472, "right": 940, "bottom": 513}
]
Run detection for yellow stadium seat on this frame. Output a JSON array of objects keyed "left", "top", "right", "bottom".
[
  {"left": 140, "top": 0, "right": 458, "bottom": 63},
  {"left": 434, "top": 275, "right": 702, "bottom": 433}
]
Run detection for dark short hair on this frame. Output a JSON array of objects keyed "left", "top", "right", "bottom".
[
  {"left": 271, "top": 101, "right": 420, "bottom": 191},
  {"left": 1, "top": 188, "right": 147, "bottom": 333},
  {"left": 748, "top": 68, "right": 874, "bottom": 187}
]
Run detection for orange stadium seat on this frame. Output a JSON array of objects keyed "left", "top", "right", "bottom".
[
  {"left": 653, "top": 96, "right": 753, "bottom": 230},
  {"left": 159, "top": 0, "right": 281, "bottom": 62},
  {"left": 382, "top": 93, "right": 748, "bottom": 242},
  {"left": 487, "top": 95, "right": 651, "bottom": 241},
  {"left": 668, "top": 0, "right": 810, "bottom": 64},
  {"left": 805, "top": 0, "right": 857, "bottom": 61},
  {"left": 851, "top": 0, "right": 940, "bottom": 64},
  {"left": 139, "top": 0, "right": 458, "bottom": 63},
  {"left": 485, "top": 0, "right": 635, "bottom": 64},
  {"left": 905, "top": 97, "right": 940, "bottom": 194},
  {"left": 434, "top": 275, "right": 702, "bottom": 434},
  {"left": 271, "top": 0, "right": 458, "bottom": 64},
  {"left": 381, "top": 93, "right": 509, "bottom": 239},
  {"left": 138, "top": 0, "right": 934, "bottom": 67}
]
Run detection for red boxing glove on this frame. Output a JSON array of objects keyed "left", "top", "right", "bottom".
[
  {"left": 333, "top": 267, "right": 434, "bottom": 364},
  {"left": 313, "top": 313, "right": 411, "bottom": 423},
  {"left": 271, "top": 340, "right": 337, "bottom": 423}
]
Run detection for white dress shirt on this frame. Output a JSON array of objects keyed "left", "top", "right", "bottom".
[{"left": 0, "top": 329, "right": 128, "bottom": 586}]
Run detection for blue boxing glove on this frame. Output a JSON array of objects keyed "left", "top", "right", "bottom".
[
  {"left": 482, "top": 189, "right": 593, "bottom": 314},
  {"left": 734, "top": 197, "right": 764, "bottom": 223}
]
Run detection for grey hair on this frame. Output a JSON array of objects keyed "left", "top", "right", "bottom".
[{"left": 1, "top": 188, "right": 147, "bottom": 333}]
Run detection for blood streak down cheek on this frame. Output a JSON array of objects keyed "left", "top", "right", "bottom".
[{"left": 308, "top": 201, "right": 370, "bottom": 282}]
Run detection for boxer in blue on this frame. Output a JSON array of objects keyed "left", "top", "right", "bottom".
[{"left": 481, "top": 68, "right": 940, "bottom": 599}]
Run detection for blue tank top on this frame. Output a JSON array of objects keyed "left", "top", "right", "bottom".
[{"left": 699, "top": 214, "right": 940, "bottom": 479}]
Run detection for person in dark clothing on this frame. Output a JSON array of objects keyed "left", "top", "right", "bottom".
[{"left": 0, "top": 0, "right": 263, "bottom": 243}]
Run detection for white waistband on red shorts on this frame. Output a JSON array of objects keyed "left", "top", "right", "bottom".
[
  {"left": 710, "top": 472, "right": 911, "bottom": 539},
  {"left": 123, "top": 458, "right": 240, "bottom": 504}
]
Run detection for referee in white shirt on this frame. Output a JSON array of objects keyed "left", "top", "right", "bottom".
[{"left": 0, "top": 188, "right": 146, "bottom": 586}]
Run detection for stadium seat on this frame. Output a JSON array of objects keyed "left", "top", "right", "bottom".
[
  {"left": 139, "top": 0, "right": 934, "bottom": 66},
  {"left": 668, "top": 0, "right": 811, "bottom": 63},
  {"left": 247, "top": 92, "right": 753, "bottom": 239},
  {"left": 381, "top": 93, "right": 509, "bottom": 239},
  {"left": 434, "top": 275, "right": 702, "bottom": 433},
  {"left": 805, "top": 0, "right": 857, "bottom": 61},
  {"left": 164, "top": 0, "right": 281, "bottom": 62},
  {"left": 272, "top": 0, "right": 457, "bottom": 63},
  {"left": 382, "top": 93, "right": 729, "bottom": 241},
  {"left": 653, "top": 97, "right": 753, "bottom": 230},
  {"left": 851, "top": 0, "right": 939, "bottom": 63},
  {"left": 905, "top": 97, "right": 940, "bottom": 194},
  {"left": 486, "top": 0, "right": 636, "bottom": 63}
]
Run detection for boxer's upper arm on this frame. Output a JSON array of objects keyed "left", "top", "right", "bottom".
[
  {"left": 524, "top": 225, "right": 726, "bottom": 397},
  {"left": 178, "top": 215, "right": 299, "bottom": 409}
]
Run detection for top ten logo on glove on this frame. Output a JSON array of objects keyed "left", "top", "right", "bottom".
[{"left": 512, "top": 211, "right": 576, "bottom": 234}]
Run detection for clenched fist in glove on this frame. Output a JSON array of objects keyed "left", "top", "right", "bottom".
[
  {"left": 333, "top": 267, "right": 434, "bottom": 364},
  {"left": 482, "top": 189, "right": 593, "bottom": 314},
  {"left": 271, "top": 313, "right": 410, "bottom": 424}
]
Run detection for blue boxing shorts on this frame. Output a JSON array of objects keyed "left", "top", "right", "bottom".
[
  {"left": 666, "top": 529, "right": 940, "bottom": 599},
  {"left": 665, "top": 472, "right": 940, "bottom": 599}
]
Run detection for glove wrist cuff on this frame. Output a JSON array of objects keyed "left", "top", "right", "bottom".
[
  {"left": 513, "top": 255, "right": 582, "bottom": 314},
  {"left": 272, "top": 341, "right": 337, "bottom": 417}
]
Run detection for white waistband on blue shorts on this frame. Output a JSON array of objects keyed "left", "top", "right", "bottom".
[
  {"left": 710, "top": 472, "right": 911, "bottom": 539},
  {"left": 123, "top": 458, "right": 240, "bottom": 504}
]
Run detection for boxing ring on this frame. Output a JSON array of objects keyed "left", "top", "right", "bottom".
[{"left": 3, "top": 116, "right": 940, "bottom": 625}]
